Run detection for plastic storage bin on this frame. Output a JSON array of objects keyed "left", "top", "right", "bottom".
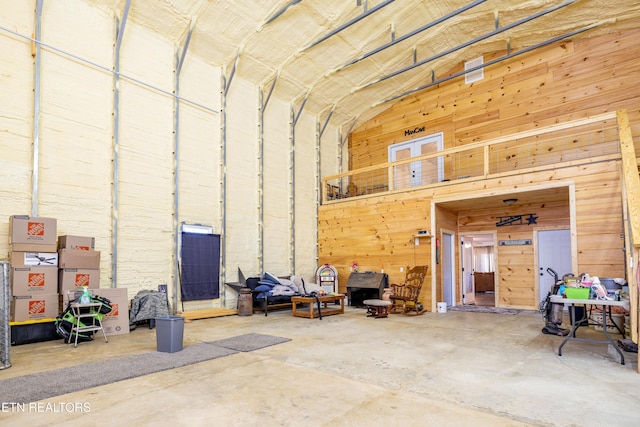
[
  {"left": 155, "top": 316, "right": 184, "bottom": 353},
  {"left": 565, "top": 287, "right": 590, "bottom": 299}
]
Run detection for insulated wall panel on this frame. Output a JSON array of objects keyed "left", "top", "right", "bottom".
[
  {"left": 36, "top": 1, "right": 114, "bottom": 282},
  {"left": 0, "top": 3, "right": 43, "bottom": 248},
  {"left": 262, "top": 98, "right": 292, "bottom": 274},
  {"left": 224, "top": 78, "right": 259, "bottom": 276},
  {"left": 176, "top": 56, "right": 221, "bottom": 230},
  {"left": 116, "top": 25, "right": 174, "bottom": 291},
  {"left": 292, "top": 112, "right": 320, "bottom": 279}
]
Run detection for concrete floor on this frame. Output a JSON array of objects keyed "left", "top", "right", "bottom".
[{"left": 2, "top": 306, "right": 639, "bottom": 426}]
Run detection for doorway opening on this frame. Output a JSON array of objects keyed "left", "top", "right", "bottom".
[{"left": 461, "top": 233, "right": 496, "bottom": 307}]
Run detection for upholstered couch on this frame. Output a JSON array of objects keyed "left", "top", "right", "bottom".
[{"left": 246, "top": 273, "right": 321, "bottom": 316}]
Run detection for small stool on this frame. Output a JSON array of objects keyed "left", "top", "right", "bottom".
[{"left": 363, "top": 299, "right": 392, "bottom": 318}]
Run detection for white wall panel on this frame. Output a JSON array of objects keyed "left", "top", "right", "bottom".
[
  {"left": 293, "top": 112, "right": 320, "bottom": 281},
  {"left": 262, "top": 98, "right": 292, "bottom": 275},
  {"left": 176, "top": 56, "right": 221, "bottom": 230},
  {"left": 224, "top": 78, "right": 259, "bottom": 277},
  {"left": 37, "top": 0, "right": 114, "bottom": 273},
  {"left": 0, "top": 1, "right": 36, "bottom": 248},
  {"left": 179, "top": 54, "right": 220, "bottom": 111},
  {"left": 116, "top": 24, "right": 175, "bottom": 293},
  {"left": 0, "top": 3, "right": 343, "bottom": 307}
]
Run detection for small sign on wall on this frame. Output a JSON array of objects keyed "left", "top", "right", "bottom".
[{"left": 499, "top": 239, "right": 532, "bottom": 246}]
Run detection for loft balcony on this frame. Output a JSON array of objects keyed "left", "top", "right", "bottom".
[{"left": 322, "top": 112, "right": 622, "bottom": 204}]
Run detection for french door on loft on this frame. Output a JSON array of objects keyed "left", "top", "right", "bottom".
[{"left": 388, "top": 132, "right": 443, "bottom": 190}]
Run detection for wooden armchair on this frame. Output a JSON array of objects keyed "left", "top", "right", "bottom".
[{"left": 389, "top": 265, "right": 428, "bottom": 316}]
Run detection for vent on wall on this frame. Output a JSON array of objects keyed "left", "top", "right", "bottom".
[{"left": 465, "top": 56, "right": 484, "bottom": 84}]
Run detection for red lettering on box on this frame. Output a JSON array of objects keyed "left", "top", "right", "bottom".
[
  {"left": 29, "top": 299, "right": 46, "bottom": 314},
  {"left": 28, "top": 273, "right": 45, "bottom": 288},
  {"left": 74, "top": 274, "right": 90, "bottom": 287},
  {"left": 27, "top": 221, "right": 45, "bottom": 236}
]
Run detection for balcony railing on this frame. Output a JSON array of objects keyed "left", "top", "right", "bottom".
[{"left": 323, "top": 112, "right": 621, "bottom": 203}]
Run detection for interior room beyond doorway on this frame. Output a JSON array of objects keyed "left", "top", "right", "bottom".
[{"left": 462, "top": 233, "right": 495, "bottom": 307}]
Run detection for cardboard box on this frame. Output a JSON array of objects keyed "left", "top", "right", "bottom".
[
  {"left": 9, "top": 251, "right": 58, "bottom": 268},
  {"left": 9, "top": 216, "right": 57, "bottom": 245},
  {"left": 58, "top": 249, "right": 100, "bottom": 269},
  {"left": 12, "top": 267, "right": 58, "bottom": 295},
  {"left": 10, "top": 243, "right": 58, "bottom": 252},
  {"left": 11, "top": 294, "right": 59, "bottom": 322},
  {"left": 58, "top": 235, "right": 95, "bottom": 251},
  {"left": 58, "top": 268, "right": 100, "bottom": 293},
  {"left": 94, "top": 288, "right": 130, "bottom": 336}
]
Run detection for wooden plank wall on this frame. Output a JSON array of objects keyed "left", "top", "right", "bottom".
[
  {"left": 318, "top": 192, "right": 431, "bottom": 294},
  {"left": 349, "top": 29, "right": 640, "bottom": 169},
  {"left": 319, "top": 161, "right": 623, "bottom": 310},
  {"left": 319, "top": 30, "right": 637, "bottom": 310}
]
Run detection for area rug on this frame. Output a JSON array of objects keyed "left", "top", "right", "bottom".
[
  {"left": 0, "top": 333, "right": 290, "bottom": 404},
  {"left": 447, "top": 305, "right": 523, "bottom": 315},
  {"left": 208, "top": 332, "right": 291, "bottom": 352}
]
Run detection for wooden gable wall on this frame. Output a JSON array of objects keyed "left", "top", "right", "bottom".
[
  {"left": 349, "top": 29, "right": 640, "bottom": 169},
  {"left": 319, "top": 30, "right": 638, "bottom": 310}
]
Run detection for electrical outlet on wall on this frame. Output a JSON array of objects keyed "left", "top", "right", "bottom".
[{"left": 400, "top": 267, "right": 404, "bottom": 272}]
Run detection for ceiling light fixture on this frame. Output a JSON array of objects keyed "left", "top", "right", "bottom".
[{"left": 503, "top": 198, "right": 518, "bottom": 206}]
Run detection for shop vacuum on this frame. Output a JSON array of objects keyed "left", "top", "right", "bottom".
[{"left": 539, "top": 268, "right": 569, "bottom": 336}]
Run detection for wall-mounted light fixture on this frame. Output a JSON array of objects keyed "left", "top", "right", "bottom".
[{"left": 503, "top": 198, "right": 518, "bottom": 206}]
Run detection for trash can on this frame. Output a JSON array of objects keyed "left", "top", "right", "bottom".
[{"left": 155, "top": 316, "right": 184, "bottom": 353}]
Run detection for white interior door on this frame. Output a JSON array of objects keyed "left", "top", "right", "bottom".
[
  {"left": 442, "top": 232, "right": 455, "bottom": 305},
  {"left": 537, "top": 229, "right": 571, "bottom": 303}
]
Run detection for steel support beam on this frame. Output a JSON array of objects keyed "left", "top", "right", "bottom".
[
  {"left": 339, "top": 0, "right": 487, "bottom": 70},
  {"left": 264, "top": 0, "right": 303, "bottom": 25},
  {"left": 0, "top": 24, "right": 218, "bottom": 115},
  {"left": 111, "top": 0, "right": 131, "bottom": 289},
  {"left": 172, "top": 20, "right": 195, "bottom": 313},
  {"left": 304, "top": 0, "right": 396, "bottom": 50},
  {"left": 31, "top": 0, "right": 44, "bottom": 216}
]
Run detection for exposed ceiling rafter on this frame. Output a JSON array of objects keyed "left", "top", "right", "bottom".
[
  {"left": 303, "top": 0, "right": 396, "bottom": 51},
  {"left": 263, "top": 0, "right": 303, "bottom": 26},
  {"left": 80, "top": 0, "right": 640, "bottom": 128},
  {"left": 337, "top": 0, "right": 488, "bottom": 71}
]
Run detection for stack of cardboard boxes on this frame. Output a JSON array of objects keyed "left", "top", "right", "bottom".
[
  {"left": 9, "top": 216, "right": 60, "bottom": 322},
  {"left": 58, "top": 236, "right": 130, "bottom": 336},
  {"left": 58, "top": 234, "right": 101, "bottom": 306},
  {"left": 7, "top": 215, "right": 130, "bottom": 342}
]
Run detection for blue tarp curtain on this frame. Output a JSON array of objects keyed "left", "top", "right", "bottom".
[{"left": 180, "top": 232, "right": 220, "bottom": 301}]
